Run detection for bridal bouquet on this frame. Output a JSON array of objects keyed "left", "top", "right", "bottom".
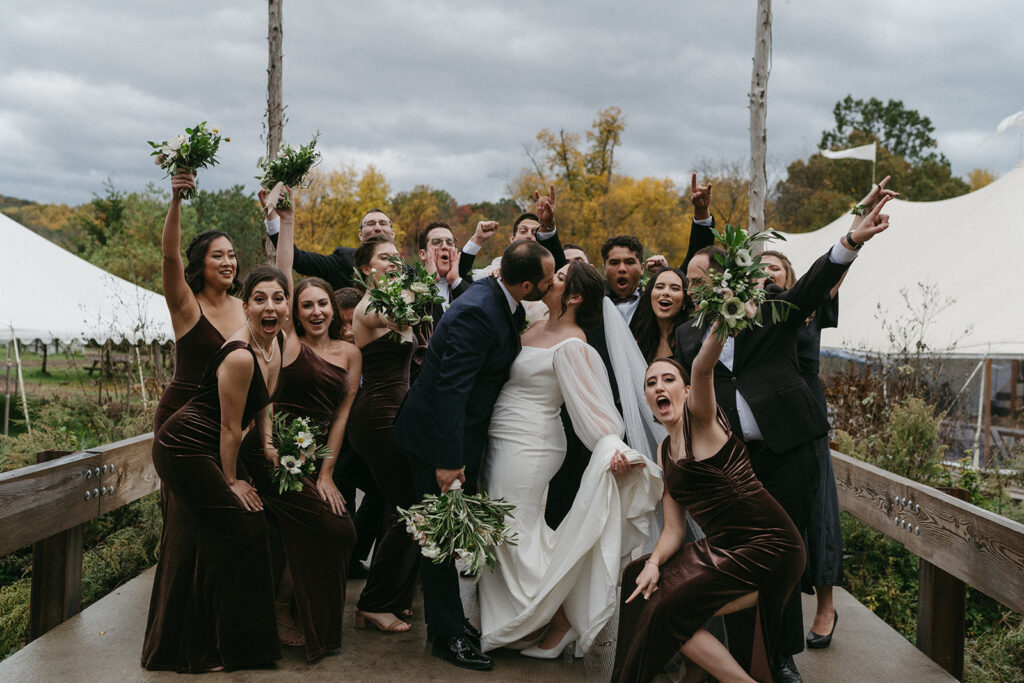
[
  {"left": 398, "top": 480, "right": 517, "bottom": 580},
  {"left": 256, "top": 132, "right": 321, "bottom": 209},
  {"left": 354, "top": 255, "right": 445, "bottom": 343},
  {"left": 148, "top": 122, "right": 227, "bottom": 199},
  {"left": 268, "top": 414, "right": 332, "bottom": 494},
  {"left": 689, "top": 223, "right": 795, "bottom": 342}
]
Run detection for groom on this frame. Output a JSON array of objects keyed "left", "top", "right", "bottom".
[{"left": 394, "top": 239, "right": 555, "bottom": 671}]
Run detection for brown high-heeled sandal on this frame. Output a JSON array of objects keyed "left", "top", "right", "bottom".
[{"left": 355, "top": 609, "right": 411, "bottom": 633}]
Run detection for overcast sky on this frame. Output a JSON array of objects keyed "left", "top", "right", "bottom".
[{"left": 2, "top": 1, "right": 1022, "bottom": 206}]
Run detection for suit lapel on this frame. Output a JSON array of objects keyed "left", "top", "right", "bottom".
[{"left": 485, "top": 277, "right": 520, "bottom": 348}]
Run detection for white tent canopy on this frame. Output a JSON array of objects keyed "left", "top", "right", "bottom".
[
  {"left": 776, "top": 164, "right": 1024, "bottom": 358},
  {"left": 0, "top": 212, "right": 173, "bottom": 345}
]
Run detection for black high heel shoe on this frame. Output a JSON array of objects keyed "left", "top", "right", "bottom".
[{"left": 806, "top": 610, "right": 838, "bottom": 649}]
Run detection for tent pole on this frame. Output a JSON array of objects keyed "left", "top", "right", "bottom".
[
  {"left": 972, "top": 354, "right": 988, "bottom": 469},
  {"left": 12, "top": 336, "right": 30, "bottom": 433},
  {"left": 4, "top": 340, "right": 11, "bottom": 438},
  {"left": 135, "top": 344, "right": 148, "bottom": 409}
]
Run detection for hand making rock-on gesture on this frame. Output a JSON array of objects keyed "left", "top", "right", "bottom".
[{"left": 534, "top": 184, "right": 557, "bottom": 232}]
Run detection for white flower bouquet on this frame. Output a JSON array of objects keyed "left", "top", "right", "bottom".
[
  {"left": 268, "top": 413, "right": 332, "bottom": 494},
  {"left": 354, "top": 255, "right": 445, "bottom": 343},
  {"left": 689, "top": 223, "right": 795, "bottom": 342},
  {"left": 398, "top": 480, "right": 517, "bottom": 580},
  {"left": 256, "top": 132, "right": 321, "bottom": 209},
  {"left": 148, "top": 121, "right": 227, "bottom": 199}
]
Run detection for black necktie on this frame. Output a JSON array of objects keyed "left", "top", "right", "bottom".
[{"left": 513, "top": 305, "right": 526, "bottom": 331}]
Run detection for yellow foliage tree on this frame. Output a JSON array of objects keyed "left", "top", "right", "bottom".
[
  {"left": 291, "top": 165, "right": 392, "bottom": 253},
  {"left": 511, "top": 107, "right": 693, "bottom": 265},
  {"left": 966, "top": 168, "right": 997, "bottom": 191}
]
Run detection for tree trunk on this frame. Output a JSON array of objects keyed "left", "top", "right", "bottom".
[
  {"left": 265, "top": 0, "right": 284, "bottom": 264},
  {"left": 748, "top": 0, "right": 771, "bottom": 250}
]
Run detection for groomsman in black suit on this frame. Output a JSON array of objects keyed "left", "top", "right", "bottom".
[
  {"left": 673, "top": 190, "right": 895, "bottom": 683},
  {"left": 417, "top": 221, "right": 471, "bottom": 320},
  {"left": 394, "top": 240, "right": 555, "bottom": 671}
]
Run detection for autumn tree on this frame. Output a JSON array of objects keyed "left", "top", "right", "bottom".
[
  {"left": 510, "top": 107, "right": 693, "bottom": 265},
  {"left": 967, "top": 168, "right": 997, "bottom": 191},
  {"left": 774, "top": 96, "right": 969, "bottom": 232},
  {"left": 290, "top": 165, "right": 392, "bottom": 254}
]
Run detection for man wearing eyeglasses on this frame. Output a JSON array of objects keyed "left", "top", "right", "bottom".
[
  {"left": 263, "top": 207, "right": 397, "bottom": 290},
  {"left": 417, "top": 221, "right": 470, "bottom": 314}
]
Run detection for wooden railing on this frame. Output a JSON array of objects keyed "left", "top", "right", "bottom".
[
  {"left": 0, "top": 434, "right": 158, "bottom": 639},
  {"left": 832, "top": 450, "right": 1024, "bottom": 680},
  {"left": 1, "top": 437, "right": 1022, "bottom": 680}
]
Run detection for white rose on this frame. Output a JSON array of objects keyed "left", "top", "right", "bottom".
[
  {"left": 421, "top": 544, "right": 440, "bottom": 559},
  {"left": 735, "top": 249, "right": 753, "bottom": 267},
  {"left": 167, "top": 134, "right": 187, "bottom": 152},
  {"left": 400, "top": 289, "right": 416, "bottom": 304},
  {"left": 410, "top": 281, "right": 430, "bottom": 295}
]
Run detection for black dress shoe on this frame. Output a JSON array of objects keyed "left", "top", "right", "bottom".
[
  {"left": 464, "top": 619, "right": 482, "bottom": 641},
  {"left": 806, "top": 610, "right": 838, "bottom": 649},
  {"left": 772, "top": 654, "right": 801, "bottom": 683},
  {"left": 432, "top": 634, "right": 493, "bottom": 671}
]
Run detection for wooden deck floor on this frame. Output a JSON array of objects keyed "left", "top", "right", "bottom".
[{"left": 0, "top": 567, "right": 955, "bottom": 681}]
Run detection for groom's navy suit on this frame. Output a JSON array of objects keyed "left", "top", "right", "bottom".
[{"left": 394, "top": 275, "right": 524, "bottom": 639}]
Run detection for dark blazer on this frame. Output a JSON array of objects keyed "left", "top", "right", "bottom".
[
  {"left": 394, "top": 277, "right": 522, "bottom": 475},
  {"left": 459, "top": 230, "right": 567, "bottom": 281},
  {"left": 673, "top": 247, "right": 849, "bottom": 454},
  {"left": 269, "top": 232, "right": 356, "bottom": 290}
]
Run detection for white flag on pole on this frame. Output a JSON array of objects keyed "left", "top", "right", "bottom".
[
  {"left": 820, "top": 143, "right": 876, "bottom": 162},
  {"left": 996, "top": 110, "right": 1024, "bottom": 134}
]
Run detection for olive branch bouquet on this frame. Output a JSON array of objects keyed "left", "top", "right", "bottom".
[
  {"left": 268, "top": 414, "right": 332, "bottom": 495},
  {"left": 148, "top": 121, "right": 226, "bottom": 199},
  {"left": 256, "top": 132, "right": 321, "bottom": 209},
  {"left": 398, "top": 480, "right": 517, "bottom": 580},
  {"left": 689, "top": 224, "right": 796, "bottom": 342}
]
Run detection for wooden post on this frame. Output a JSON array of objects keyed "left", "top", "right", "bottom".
[
  {"left": 265, "top": 0, "right": 284, "bottom": 264},
  {"left": 1010, "top": 359, "right": 1019, "bottom": 417},
  {"left": 3, "top": 340, "right": 11, "bottom": 437},
  {"left": 747, "top": 0, "right": 771, "bottom": 247},
  {"left": 29, "top": 449, "right": 81, "bottom": 641},
  {"left": 916, "top": 486, "right": 969, "bottom": 680}
]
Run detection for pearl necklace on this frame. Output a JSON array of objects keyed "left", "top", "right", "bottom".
[{"left": 245, "top": 318, "right": 274, "bottom": 362}]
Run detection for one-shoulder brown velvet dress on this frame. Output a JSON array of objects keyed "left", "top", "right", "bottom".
[
  {"left": 347, "top": 335, "right": 421, "bottom": 615},
  {"left": 240, "top": 343, "right": 357, "bottom": 661},
  {"left": 612, "top": 408, "right": 804, "bottom": 683},
  {"left": 142, "top": 341, "right": 281, "bottom": 673}
]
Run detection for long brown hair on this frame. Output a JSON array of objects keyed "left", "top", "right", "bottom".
[{"left": 293, "top": 278, "right": 343, "bottom": 339}]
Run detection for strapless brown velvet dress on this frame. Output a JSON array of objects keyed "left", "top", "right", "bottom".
[
  {"left": 142, "top": 341, "right": 281, "bottom": 673},
  {"left": 240, "top": 343, "right": 357, "bottom": 661},
  {"left": 347, "top": 334, "right": 421, "bottom": 615},
  {"left": 153, "top": 312, "right": 225, "bottom": 432},
  {"left": 612, "top": 408, "right": 804, "bottom": 683}
]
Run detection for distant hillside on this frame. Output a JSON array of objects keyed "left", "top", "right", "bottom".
[{"left": 1, "top": 196, "right": 83, "bottom": 248}]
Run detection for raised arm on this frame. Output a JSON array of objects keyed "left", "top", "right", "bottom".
[
  {"left": 161, "top": 172, "right": 200, "bottom": 336},
  {"left": 686, "top": 328, "right": 730, "bottom": 460},
  {"left": 316, "top": 346, "right": 361, "bottom": 515},
  {"left": 680, "top": 172, "right": 715, "bottom": 271},
  {"left": 217, "top": 349, "right": 263, "bottom": 512},
  {"left": 460, "top": 220, "right": 499, "bottom": 280},
  {"left": 535, "top": 184, "right": 567, "bottom": 269}
]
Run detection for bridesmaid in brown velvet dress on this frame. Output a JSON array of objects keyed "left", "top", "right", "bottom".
[
  {"left": 612, "top": 332, "right": 804, "bottom": 683},
  {"left": 143, "top": 265, "right": 289, "bottom": 672},
  {"left": 238, "top": 194, "right": 360, "bottom": 660},
  {"left": 143, "top": 172, "right": 247, "bottom": 668},
  {"left": 347, "top": 235, "right": 421, "bottom": 633}
]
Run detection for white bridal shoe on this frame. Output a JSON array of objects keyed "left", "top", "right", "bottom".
[{"left": 520, "top": 627, "right": 579, "bottom": 659}]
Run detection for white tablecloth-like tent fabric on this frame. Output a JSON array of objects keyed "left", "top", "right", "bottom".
[
  {"left": 0, "top": 212, "right": 173, "bottom": 345},
  {"left": 775, "top": 164, "right": 1024, "bottom": 359}
]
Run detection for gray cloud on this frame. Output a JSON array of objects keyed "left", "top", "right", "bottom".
[{"left": 2, "top": 1, "right": 1022, "bottom": 206}]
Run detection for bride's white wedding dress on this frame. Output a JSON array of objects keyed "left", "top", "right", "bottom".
[{"left": 478, "top": 337, "right": 663, "bottom": 656}]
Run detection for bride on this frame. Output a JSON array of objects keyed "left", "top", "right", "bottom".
[{"left": 478, "top": 261, "right": 663, "bottom": 658}]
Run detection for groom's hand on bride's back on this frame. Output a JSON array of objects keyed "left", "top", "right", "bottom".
[{"left": 436, "top": 467, "right": 466, "bottom": 493}]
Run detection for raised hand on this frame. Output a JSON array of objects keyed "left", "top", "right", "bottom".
[
  {"left": 849, "top": 193, "right": 893, "bottom": 245},
  {"left": 424, "top": 244, "right": 438, "bottom": 277},
  {"left": 856, "top": 175, "right": 899, "bottom": 213},
  {"left": 645, "top": 255, "right": 668, "bottom": 272},
  {"left": 534, "top": 184, "right": 557, "bottom": 228},
  {"left": 471, "top": 220, "right": 499, "bottom": 246},
  {"left": 690, "top": 172, "right": 712, "bottom": 220},
  {"left": 171, "top": 172, "right": 195, "bottom": 202}
]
